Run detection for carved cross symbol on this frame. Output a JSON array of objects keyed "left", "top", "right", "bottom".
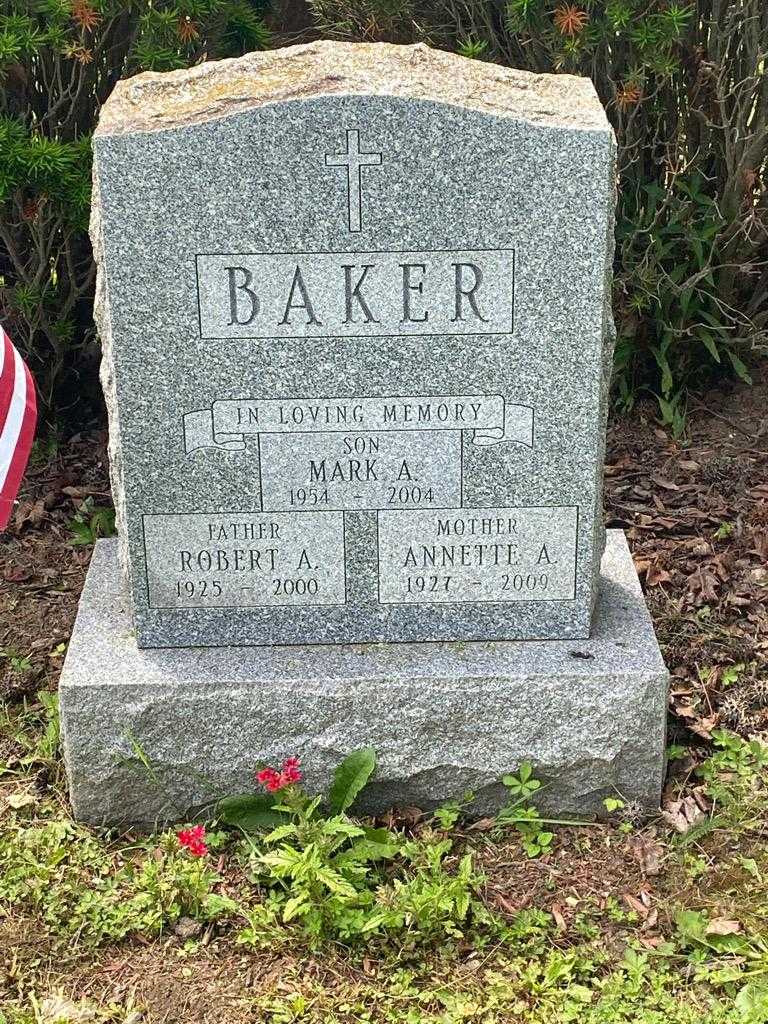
[{"left": 324, "top": 129, "right": 382, "bottom": 233}]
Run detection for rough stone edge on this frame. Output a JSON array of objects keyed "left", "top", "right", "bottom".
[
  {"left": 94, "top": 41, "right": 612, "bottom": 138},
  {"left": 88, "top": 172, "right": 132, "bottom": 603},
  {"left": 590, "top": 129, "right": 619, "bottom": 617}
]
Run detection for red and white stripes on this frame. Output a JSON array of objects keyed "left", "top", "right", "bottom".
[{"left": 0, "top": 327, "right": 37, "bottom": 530}]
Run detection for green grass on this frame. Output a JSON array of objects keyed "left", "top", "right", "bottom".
[{"left": 1, "top": 701, "right": 768, "bottom": 1023}]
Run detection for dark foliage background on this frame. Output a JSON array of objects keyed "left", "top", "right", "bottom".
[{"left": 0, "top": 0, "right": 765, "bottom": 430}]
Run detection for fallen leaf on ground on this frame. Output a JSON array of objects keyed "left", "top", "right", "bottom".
[
  {"left": 6, "top": 791, "right": 37, "bottom": 810},
  {"left": 661, "top": 796, "right": 707, "bottom": 834},
  {"left": 494, "top": 893, "right": 519, "bottom": 915},
  {"left": 623, "top": 893, "right": 650, "bottom": 918},
  {"left": 468, "top": 817, "right": 496, "bottom": 831},
  {"left": 705, "top": 918, "right": 742, "bottom": 936},
  {"left": 551, "top": 904, "right": 567, "bottom": 930},
  {"left": 641, "top": 907, "right": 659, "bottom": 930},
  {"left": 628, "top": 835, "right": 664, "bottom": 876}
]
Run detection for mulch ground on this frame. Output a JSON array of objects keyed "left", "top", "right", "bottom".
[
  {"left": 605, "top": 366, "right": 768, "bottom": 744},
  {"left": 2, "top": 368, "right": 767, "bottom": 745}
]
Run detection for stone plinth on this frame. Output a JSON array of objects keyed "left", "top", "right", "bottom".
[{"left": 60, "top": 531, "right": 667, "bottom": 826}]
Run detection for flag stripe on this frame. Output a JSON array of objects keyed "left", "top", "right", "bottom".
[
  {"left": 0, "top": 328, "right": 37, "bottom": 530},
  {"left": 0, "top": 331, "right": 15, "bottom": 437}
]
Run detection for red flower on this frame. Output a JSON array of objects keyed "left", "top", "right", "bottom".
[
  {"left": 256, "top": 758, "right": 302, "bottom": 792},
  {"left": 256, "top": 766, "right": 283, "bottom": 792},
  {"left": 281, "top": 757, "right": 302, "bottom": 785},
  {"left": 177, "top": 824, "right": 208, "bottom": 856}
]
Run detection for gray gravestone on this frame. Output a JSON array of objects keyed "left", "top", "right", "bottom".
[
  {"left": 60, "top": 42, "right": 668, "bottom": 823},
  {"left": 90, "top": 41, "right": 615, "bottom": 648}
]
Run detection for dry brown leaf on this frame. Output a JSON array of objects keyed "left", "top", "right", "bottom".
[
  {"left": 494, "top": 894, "right": 519, "bottom": 915},
  {"left": 651, "top": 474, "right": 681, "bottom": 491},
  {"left": 689, "top": 715, "right": 717, "bottom": 740},
  {"left": 61, "top": 485, "right": 101, "bottom": 498},
  {"left": 705, "top": 918, "right": 742, "bottom": 936},
  {"left": 623, "top": 893, "right": 649, "bottom": 918},
  {"left": 675, "top": 704, "right": 699, "bottom": 719},
  {"left": 628, "top": 836, "right": 663, "bottom": 876},
  {"left": 688, "top": 567, "right": 719, "bottom": 603},
  {"left": 647, "top": 564, "right": 672, "bottom": 586},
  {"left": 639, "top": 889, "right": 654, "bottom": 908},
  {"left": 661, "top": 796, "right": 706, "bottom": 834},
  {"left": 642, "top": 907, "right": 659, "bottom": 930},
  {"left": 692, "top": 787, "right": 711, "bottom": 813},
  {"left": 468, "top": 817, "right": 496, "bottom": 832},
  {"left": 551, "top": 904, "right": 567, "bottom": 930},
  {"left": 6, "top": 791, "right": 37, "bottom": 810}
]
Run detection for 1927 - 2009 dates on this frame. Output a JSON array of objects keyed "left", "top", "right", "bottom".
[
  {"left": 405, "top": 570, "right": 552, "bottom": 598},
  {"left": 377, "top": 507, "right": 578, "bottom": 605}
]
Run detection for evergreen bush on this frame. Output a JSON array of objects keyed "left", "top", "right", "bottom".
[{"left": 0, "top": 0, "right": 269, "bottom": 420}]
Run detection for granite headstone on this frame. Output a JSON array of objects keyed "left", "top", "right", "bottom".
[
  {"left": 60, "top": 42, "right": 668, "bottom": 824},
  {"left": 90, "top": 41, "right": 615, "bottom": 648}
]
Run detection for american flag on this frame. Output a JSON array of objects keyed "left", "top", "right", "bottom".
[{"left": 0, "top": 327, "right": 37, "bottom": 530}]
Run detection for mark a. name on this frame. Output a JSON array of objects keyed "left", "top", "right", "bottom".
[{"left": 224, "top": 259, "right": 488, "bottom": 328}]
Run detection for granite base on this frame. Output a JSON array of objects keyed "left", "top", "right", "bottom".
[{"left": 60, "top": 531, "right": 668, "bottom": 825}]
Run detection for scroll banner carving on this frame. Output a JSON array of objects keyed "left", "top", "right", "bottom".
[{"left": 183, "top": 395, "right": 533, "bottom": 455}]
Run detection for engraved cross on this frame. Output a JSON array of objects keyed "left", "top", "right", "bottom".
[{"left": 324, "top": 129, "right": 382, "bottom": 233}]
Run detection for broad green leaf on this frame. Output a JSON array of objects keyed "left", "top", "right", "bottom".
[
  {"left": 362, "top": 826, "right": 393, "bottom": 844},
  {"left": 727, "top": 349, "right": 752, "bottom": 383},
  {"left": 328, "top": 747, "right": 377, "bottom": 814},
  {"left": 263, "top": 823, "right": 299, "bottom": 843},
  {"left": 216, "top": 793, "right": 287, "bottom": 832},
  {"left": 283, "top": 893, "right": 309, "bottom": 922},
  {"left": 202, "top": 893, "right": 240, "bottom": 915},
  {"left": 361, "top": 911, "right": 389, "bottom": 932},
  {"left": 735, "top": 981, "right": 768, "bottom": 1016},
  {"left": 699, "top": 330, "right": 720, "bottom": 363},
  {"left": 691, "top": 236, "right": 703, "bottom": 268},
  {"left": 700, "top": 309, "right": 728, "bottom": 331},
  {"left": 651, "top": 347, "right": 673, "bottom": 395},
  {"left": 322, "top": 817, "right": 365, "bottom": 838},
  {"left": 315, "top": 868, "right": 358, "bottom": 898},
  {"left": 259, "top": 849, "right": 299, "bottom": 870}
]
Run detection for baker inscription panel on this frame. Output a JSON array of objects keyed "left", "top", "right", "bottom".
[{"left": 137, "top": 235, "right": 584, "bottom": 620}]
